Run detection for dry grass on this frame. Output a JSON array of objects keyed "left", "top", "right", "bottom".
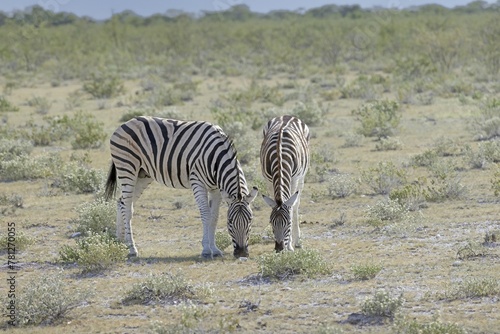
[{"left": 1, "top": 70, "right": 500, "bottom": 334}]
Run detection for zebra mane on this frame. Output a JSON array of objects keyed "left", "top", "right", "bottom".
[
  {"left": 215, "top": 125, "right": 246, "bottom": 200},
  {"left": 275, "top": 122, "right": 285, "bottom": 206}
]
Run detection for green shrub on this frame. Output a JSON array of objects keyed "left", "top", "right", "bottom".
[
  {"left": 341, "top": 132, "right": 364, "bottom": 148},
  {"left": 59, "top": 232, "right": 128, "bottom": 272},
  {"left": 394, "top": 315, "right": 466, "bottom": 334},
  {"left": 361, "top": 290, "right": 404, "bottom": 318},
  {"left": 440, "top": 278, "right": 500, "bottom": 300},
  {"left": 215, "top": 231, "right": 232, "bottom": 251},
  {"left": 351, "top": 262, "right": 382, "bottom": 281},
  {"left": 0, "top": 153, "right": 63, "bottom": 182},
  {"left": 53, "top": 163, "right": 105, "bottom": 194},
  {"left": 410, "top": 150, "right": 439, "bottom": 167},
  {"left": 70, "top": 111, "right": 107, "bottom": 149},
  {"left": 464, "top": 141, "right": 500, "bottom": 169},
  {"left": 0, "top": 96, "right": 19, "bottom": 112},
  {"left": 425, "top": 163, "right": 467, "bottom": 202},
  {"left": 375, "top": 137, "right": 403, "bottom": 151},
  {"left": 0, "top": 231, "right": 34, "bottom": 252},
  {"left": 70, "top": 197, "right": 116, "bottom": 237},
  {"left": 10, "top": 272, "right": 87, "bottom": 326},
  {"left": 122, "top": 273, "right": 212, "bottom": 305},
  {"left": 0, "top": 193, "right": 23, "bottom": 216},
  {"left": 327, "top": 174, "right": 358, "bottom": 198},
  {"left": 361, "top": 161, "right": 407, "bottom": 195},
  {"left": 291, "top": 100, "right": 326, "bottom": 126},
  {"left": 365, "top": 198, "right": 412, "bottom": 227},
  {"left": 389, "top": 181, "right": 428, "bottom": 211},
  {"left": 0, "top": 138, "right": 33, "bottom": 161},
  {"left": 27, "top": 96, "right": 52, "bottom": 114},
  {"left": 352, "top": 99, "right": 401, "bottom": 138},
  {"left": 258, "top": 249, "right": 331, "bottom": 280},
  {"left": 83, "top": 73, "right": 125, "bottom": 99},
  {"left": 470, "top": 98, "right": 500, "bottom": 141}
]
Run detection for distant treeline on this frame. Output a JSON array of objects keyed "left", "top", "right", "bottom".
[{"left": 1, "top": 1, "right": 499, "bottom": 26}]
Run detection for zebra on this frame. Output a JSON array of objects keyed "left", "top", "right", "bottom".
[
  {"left": 260, "top": 115, "right": 310, "bottom": 252},
  {"left": 104, "top": 116, "right": 258, "bottom": 259}
]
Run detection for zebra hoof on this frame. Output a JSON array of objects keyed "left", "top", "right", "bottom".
[{"left": 201, "top": 251, "right": 223, "bottom": 259}]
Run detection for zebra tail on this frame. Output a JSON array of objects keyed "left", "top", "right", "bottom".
[{"left": 104, "top": 162, "right": 117, "bottom": 201}]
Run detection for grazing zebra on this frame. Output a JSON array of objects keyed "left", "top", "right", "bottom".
[
  {"left": 104, "top": 116, "right": 258, "bottom": 258},
  {"left": 260, "top": 115, "right": 310, "bottom": 252}
]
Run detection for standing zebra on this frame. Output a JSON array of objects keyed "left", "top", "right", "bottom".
[
  {"left": 104, "top": 116, "right": 258, "bottom": 258},
  {"left": 260, "top": 115, "right": 310, "bottom": 252}
]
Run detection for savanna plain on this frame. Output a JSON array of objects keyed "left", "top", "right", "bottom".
[{"left": 1, "top": 3, "right": 500, "bottom": 333}]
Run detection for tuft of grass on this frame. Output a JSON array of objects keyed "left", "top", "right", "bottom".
[
  {"left": 389, "top": 181, "right": 428, "bottom": 211},
  {"left": 258, "top": 249, "right": 331, "bottom": 280},
  {"left": 7, "top": 271, "right": 87, "bottom": 326},
  {"left": 122, "top": 273, "right": 212, "bottom": 305},
  {"left": 59, "top": 232, "right": 128, "bottom": 273},
  {"left": 361, "top": 290, "right": 404, "bottom": 318},
  {"left": 0, "top": 96, "right": 19, "bottom": 112},
  {"left": 351, "top": 262, "right": 383, "bottom": 281},
  {"left": 0, "top": 193, "right": 23, "bottom": 216},
  {"left": 439, "top": 277, "right": 500, "bottom": 300}
]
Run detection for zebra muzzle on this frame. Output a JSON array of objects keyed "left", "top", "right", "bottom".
[
  {"left": 275, "top": 241, "right": 284, "bottom": 253},
  {"left": 233, "top": 245, "right": 249, "bottom": 258}
]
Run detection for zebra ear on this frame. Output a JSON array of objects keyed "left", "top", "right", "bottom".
[
  {"left": 262, "top": 195, "right": 276, "bottom": 207},
  {"left": 284, "top": 191, "right": 299, "bottom": 207},
  {"left": 245, "top": 187, "right": 258, "bottom": 203}
]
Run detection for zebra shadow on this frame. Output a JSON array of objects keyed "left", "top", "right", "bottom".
[{"left": 128, "top": 255, "right": 228, "bottom": 264}]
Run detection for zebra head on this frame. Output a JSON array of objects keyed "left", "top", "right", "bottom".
[
  {"left": 263, "top": 191, "right": 299, "bottom": 252},
  {"left": 226, "top": 187, "right": 258, "bottom": 258}
]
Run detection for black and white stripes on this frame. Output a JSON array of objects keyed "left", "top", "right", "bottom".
[
  {"left": 260, "top": 115, "right": 310, "bottom": 252},
  {"left": 105, "top": 116, "right": 257, "bottom": 258}
]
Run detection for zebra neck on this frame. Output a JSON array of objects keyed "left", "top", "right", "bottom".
[
  {"left": 217, "top": 158, "right": 248, "bottom": 200},
  {"left": 272, "top": 126, "right": 291, "bottom": 205}
]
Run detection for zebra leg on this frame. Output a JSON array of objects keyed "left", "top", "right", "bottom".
[
  {"left": 207, "top": 190, "right": 223, "bottom": 257},
  {"left": 118, "top": 195, "right": 138, "bottom": 257},
  {"left": 119, "top": 171, "right": 153, "bottom": 258},
  {"left": 115, "top": 198, "right": 125, "bottom": 241},
  {"left": 292, "top": 179, "right": 304, "bottom": 249},
  {"left": 191, "top": 181, "right": 220, "bottom": 259}
]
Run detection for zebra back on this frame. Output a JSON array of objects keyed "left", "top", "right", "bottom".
[
  {"left": 109, "top": 116, "right": 250, "bottom": 200},
  {"left": 261, "top": 115, "right": 310, "bottom": 204}
]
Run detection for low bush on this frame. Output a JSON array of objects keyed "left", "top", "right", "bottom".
[
  {"left": 375, "top": 137, "right": 403, "bottom": 151},
  {"left": 361, "top": 290, "right": 404, "bottom": 318},
  {"left": 122, "top": 273, "right": 212, "bottom": 305},
  {"left": 0, "top": 153, "right": 63, "bottom": 182},
  {"left": 59, "top": 232, "right": 128, "bottom": 273},
  {"left": 70, "top": 197, "right": 116, "bottom": 237},
  {"left": 27, "top": 96, "right": 52, "bottom": 114},
  {"left": 0, "top": 138, "right": 33, "bottom": 161},
  {"left": 258, "top": 249, "right": 331, "bottom": 280},
  {"left": 0, "top": 230, "right": 34, "bottom": 252},
  {"left": 365, "top": 198, "right": 412, "bottom": 227},
  {"left": 83, "top": 73, "right": 125, "bottom": 99},
  {"left": 352, "top": 99, "right": 402, "bottom": 139},
  {"left": 0, "top": 193, "right": 23, "bottom": 216},
  {"left": 469, "top": 98, "right": 500, "bottom": 141},
  {"left": 394, "top": 315, "right": 466, "bottom": 334},
  {"left": 327, "top": 174, "right": 358, "bottom": 198},
  {"left": 0, "top": 96, "right": 19, "bottom": 112},
  {"left": 360, "top": 161, "right": 407, "bottom": 195},
  {"left": 439, "top": 277, "right": 500, "bottom": 300},
  {"left": 351, "top": 262, "right": 382, "bottom": 281},
  {"left": 8, "top": 271, "right": 87, "bottom": 326}
]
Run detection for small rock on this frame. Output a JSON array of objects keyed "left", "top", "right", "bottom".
[
  {"left": 452, "top": 260, "right": 462, "bottom": 267},
  {"left": 70, "top": 232, "right": 82, "bottom": 238},
  {"left": 239, "top": 257, "right": 248, "bottom": 261}
]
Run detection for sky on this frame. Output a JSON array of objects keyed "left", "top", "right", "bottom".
[{"left": 0, "top": 0, "right": 495, "bottom": 20}]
